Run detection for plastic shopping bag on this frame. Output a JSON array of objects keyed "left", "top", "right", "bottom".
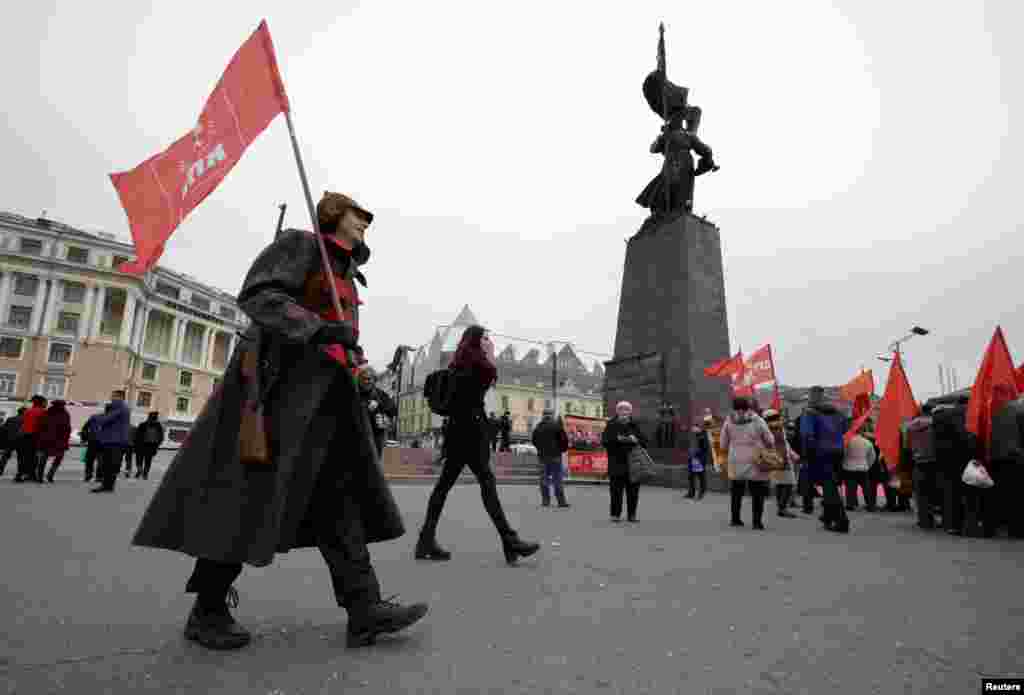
[{"left": 962, "top": 460, "right": 994, "bottom": 488}]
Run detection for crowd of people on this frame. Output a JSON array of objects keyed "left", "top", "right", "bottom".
[{"left": 0, "top": 397, "right": 166, "bottom": 491}]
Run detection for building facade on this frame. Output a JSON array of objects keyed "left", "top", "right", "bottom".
[
  {"left": 391, "top": 305, "right": 606, "bottom": 444},
  {"left": 0, "top": 211, "right": 248, "bottom": 440}
]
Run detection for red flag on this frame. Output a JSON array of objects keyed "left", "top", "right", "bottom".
[
  {"left": 110, "top": 20, "right": 290, "bottom": 274},
  {"left": 704, "top": 352, "right": 744, "bottom": 378},
  {"left": 966, "top": 327, "right": 1019, "bottom": 462},
  {"left": 875, "top": 352, "right": 919, "bottom": 472},
  {"left": 744, "top": 344, "right": 775, "bottom": 386},
  {"left": 840, "top": 370, "right": 875, "bottom": 402},
  {"left": 1015, "top": 362, "right": 1024, "bottom": 392}
]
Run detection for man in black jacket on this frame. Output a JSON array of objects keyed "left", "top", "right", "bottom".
[
  {"left": 134, "top": 412, "right": 165, "bottom": 480},
  {"left": 532, "top": 410, "right": 570, "bottom": 507},
  {"left": 499, "top": 411, "right": 512, "bottom": 452},
  {"left": 932, "top": 396, "right": 971, "bottom": 535},
  {"left": 0, "top": 408, "right": 24, "bottom": 477},
  {"left": 358, "top": 367, "right": 398, "bottom": 457}
]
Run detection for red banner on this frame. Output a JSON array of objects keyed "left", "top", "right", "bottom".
[
  {"left": 704, "top": 352, "right": 744, "bottom": 378},
  {"left": 840, "top": 370, "right": 875, "bottom": 402},
  {"left": 110, "top": 20, "right": 289, "bottom": 274},
  {"left": 563, "top": 415, "right": 608, "bottom": 476}
]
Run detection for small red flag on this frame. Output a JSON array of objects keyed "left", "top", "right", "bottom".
[
  {"left": 875, "top": 352, "right": 919, "bottom": 472},
  {"left": 840, "top": 370, "right": 875, "bottom": 403},
  {"left": 704, "top": 352, "right": 744, "bottom": 378},
  {"left": 966, "top": 327, "right": 1019, "bottom": 462},
  {"left": 109, "top": 20, "right": 290, "bottom": 274}
]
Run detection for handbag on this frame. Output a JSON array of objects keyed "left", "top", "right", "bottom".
[
  {"left": 962, "top": 460, "right": 994, "bottom": 488},
  {"left": 755, "top": 446, "right": 787, "bottom": 472},
  {"left": 627, "top": 446, "right": 657, "bottom": 484}
]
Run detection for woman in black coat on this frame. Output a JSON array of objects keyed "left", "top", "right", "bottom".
[
  {"left": 415, "top": 325, "right": 540, "bottom": 564},
  {"left": 601, "top": 401, "right": 648, "bottom": 522}
]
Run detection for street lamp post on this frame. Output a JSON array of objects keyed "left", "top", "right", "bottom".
[{"left": 877, "top": 326, "right": 930, "bottom": 370}]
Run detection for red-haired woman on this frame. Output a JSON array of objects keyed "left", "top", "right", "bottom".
[{"left": 416, "top": 325, "right": 540, "bottom": 565}]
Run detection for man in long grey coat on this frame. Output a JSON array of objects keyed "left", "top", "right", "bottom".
[{"left": 132, "top": 191, "right": 427, "bottom": 650}]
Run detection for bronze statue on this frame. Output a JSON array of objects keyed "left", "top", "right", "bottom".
[{"left": 636, "top": 24, "right": 718, "bottom": 218}]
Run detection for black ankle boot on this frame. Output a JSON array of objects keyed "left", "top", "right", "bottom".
[
  {"left": 414, "top": 534, "right": 451, "bottom": 561},
  {"left": 501, "top": 532, "right": 540, "bottom": 565},
  {"left": 346, "top": 596, "right": 428, "bottom": 648},
  {"left": 184, "top": 588, "right": 251, "bottom": 650}
]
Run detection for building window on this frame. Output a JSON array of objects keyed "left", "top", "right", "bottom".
[
  {"left": 176, "top": 397, "right": 190, "bottom": 415},
  {"left": 13, "top": 274, "right": 39, "bottom": 297},
  {"left": 7, "top": 306, "right": 31, "bottom": 329},
  {"left": 42, "top": 376, "right": 67, "bottom": 399},
  {"left": 56, "top": 312, "right": 80, "bottom": 335},
  {"left": 62, "top": 281, "right": 86, "bottom": 303},
  {"left": 0, "top": 337, "right": 23, "bottom": 359},
  {"left": 141, "top": 362, "right": 157, "bottom": 381},
  {"left": 179, "top": 370, "right": 193, "bottom": 389},
  {"left": 501, "top": 395, "right": 509, "bottom": 411},
  {"left": 113, "top": 255, "right": 132, "bottom": 269},
  {"left": 182, "top": 323, "right": 205, "bottom": 365},
  {"left": 66, "top": 246, "right": 89, "bottom": 264},
  {"left": 0, "top": 372, "right": 16, "bottom": 396},
  {"left": 111, "top": 389, "right": 126, "bottom": 400},
  {"left": 545, "top": 399, "right": 552, "bottom": 411},
  {"left": 219, "top": 306, "right": 236, "bottom": 321},
  {"left": 143, "top": 311, "right": 174, "bottom": 357},
  {"left": 527, "top": 398, "right": 535, "bottom": 412},
  {"left": 155, "top": 281, "right": 180, "bottom": 300},
  {"left": 20, "top": 238, "right": 43, "bottom": 255},
  {"left": 48, "top": 342, "right": 73, "bottom": 365},
  {"left": 190, "top": 295, "right": 211, "bottom": 311},
  {"left": 136, "top": 391, "right": 153, "bottom": 408},
  {"left": 100, "top": 288, "right": 126, "bottom": 337}
]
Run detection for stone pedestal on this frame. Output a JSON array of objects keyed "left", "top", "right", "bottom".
[{"left": 604, "top": 213, "right": 732, "bottom": 465}]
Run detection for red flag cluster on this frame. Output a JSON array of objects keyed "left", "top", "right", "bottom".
[
  {"left": 704, "top": 345, "right": 782, "bottom": 410},
  {"left": 110, "top": 21, "right": 290, "bottom": 274}
]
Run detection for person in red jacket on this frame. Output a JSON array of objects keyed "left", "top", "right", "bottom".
[
  {"left": 37, "top": 400, "right": 72, "bottom": 483},
  {"left": 15, "top": 395, "right": 47, "bottom": 483}
]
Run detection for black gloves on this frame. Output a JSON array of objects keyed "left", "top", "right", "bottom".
[{"left": 311, "top": 321, "right": 358, "bottom": 348}]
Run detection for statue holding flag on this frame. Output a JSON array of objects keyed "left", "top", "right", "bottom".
[{"left": 635, "top": 23, "right": 718, "bottom": 219}]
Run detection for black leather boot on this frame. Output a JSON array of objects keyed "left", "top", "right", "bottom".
[
  {"left": 730, "top": 484, "right": 744, "bottom": 526},
  {"left": 501, "top": 532, "right": 540, "bottom": 565},
  {"left": 184, "top": 588, "right": 251, "bottom": 650},
  {"left": 346, "top": 596, "right": 428, "bottom": 648},
  {"left": 414, "top": 533, "right": 451, "bottom": 561}
]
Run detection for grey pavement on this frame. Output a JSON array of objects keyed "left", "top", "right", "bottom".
[{"left": 1, "top": 457, "right": 1022, "bottom": 694}]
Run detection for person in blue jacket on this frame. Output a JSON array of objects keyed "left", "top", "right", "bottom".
[
  {"left": 90, "top": 398, "right": 132, "bottom": 493},
  {"left": 800, "top": 386, "right": 850, "bottom": 533}
]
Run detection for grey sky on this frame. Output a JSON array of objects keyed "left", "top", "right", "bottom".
[{"left": 4, "top": 1, "right": 1021, "bottom": 400}]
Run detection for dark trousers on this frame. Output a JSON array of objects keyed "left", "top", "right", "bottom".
[
  {"left": 798, "top": 462, "right": 817, "bottom": 512},
  {"left": 913, "top": 466, "right": 939, "bottom": 528},
  {"left": 940, "top": 458, "right": 965, "bottom": 533},
  {"left": 422, "top": 420, "right": 513, "bottom": 539},
  {"left": 999, "top": 463, "right": 1024, "bottom": 538},
  {"left": 963, "top": 485, "right": 998, "bottom": 537},
  {"left": 818, "top": 452, "right": 848, "bottom": 526},
  {"left": 122, "top": 446, "right": 135, "bottom": 474},
  {"left": 98, "top": 446, "right": 125, "bottom": 490},
  {"left": 688, "top": 470, "right": 707, "bottom": 498},
  {"left": 540, "top": 456, "right": 566, "bottom": 505},
  {"left": 43, "top": 452, "right": 65, "bottom": 480},
  {"left": 16, "top": 437, "right": 37, "bottom": 479},
  {"left": 842, "top": 470, "right": 873, "bottom": 509},
  {"left": 135, "top": 446, "right": 158, "bottom": 478},
  {"left": 730, "top": 479, "right": 768, "bottom": 524},
  {"left": 609, "top": 473, "right": 639, "bottom": 520},
  {"left": 186, "top": 482, "right": 380, "bottom": 611},
  {"left": 775, "top": 483, "right": 794, "bottom": 511},
  {"left": 0, "top": 447, "right": 12, "bottom": 475},
  {"left": 83, "top": 444, "right": 100, "bottom": 480}
]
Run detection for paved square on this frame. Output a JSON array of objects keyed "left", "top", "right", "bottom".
[{"left": 2, "top": 466, "right": 1021, "bottom": 694}]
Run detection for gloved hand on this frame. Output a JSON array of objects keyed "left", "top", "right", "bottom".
[{"left": 311, "top": 320, "right": 358, "bottom": 348}]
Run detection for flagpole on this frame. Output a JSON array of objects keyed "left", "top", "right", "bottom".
[{"left": 281, "top": 110, "right": 347, "bottom": 327}]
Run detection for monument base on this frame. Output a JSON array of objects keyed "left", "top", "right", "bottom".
[{"left": 605, "top": 213, "right": 733, "bottom": 458}]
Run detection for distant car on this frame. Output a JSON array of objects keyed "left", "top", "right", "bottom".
[
  {"left": 383, "top": 440, "right": 400, "bottom": 448},
  {"left": 510, "top": 443, "right": 537, "bottom": 455}
]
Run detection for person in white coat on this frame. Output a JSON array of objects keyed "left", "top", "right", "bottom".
[
  {"left": 843, "top": 430, "right": 877, "bottom": 511},
  {"left": 721, "top": 397, "right": 775, "bottom": 529}
]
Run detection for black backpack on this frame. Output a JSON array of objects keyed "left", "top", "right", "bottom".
[{"left": 423, "top": 368, "right": 460, "bottom": 416}]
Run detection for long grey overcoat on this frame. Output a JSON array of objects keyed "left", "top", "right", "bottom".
[{"left": 132, "top": 229, "right": 405, "bottom": 567}]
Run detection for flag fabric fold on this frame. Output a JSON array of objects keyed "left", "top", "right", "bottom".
[
  {"left": 840, "top": 370, "right": 875, "bottom": 403},
  {"left": 875, "top": 353, "right": 919, "bottom": 472},
  {"left": 966, "top": 327, "right": 1019, "bottom": 462},
  {"left": 704, "top": 352, "right": 744, "bottom": 378},
  {"left": 109, "top": 20, "right": 289, "bottom": 274}
]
